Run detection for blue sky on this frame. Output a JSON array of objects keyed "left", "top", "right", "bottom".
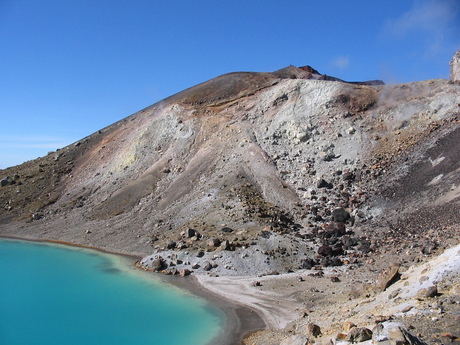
[{"left": 1, "top": 0, "right": 459, "bottom": 169}]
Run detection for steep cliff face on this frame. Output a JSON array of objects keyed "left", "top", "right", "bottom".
[{"left": 0, "top": 66, "right": 459, "bottom": 272}]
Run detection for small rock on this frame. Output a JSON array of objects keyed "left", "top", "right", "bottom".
[
  {"left": 207, "top": 238, "right": 221, "bottom": 248},
  {"left": 342, "top": 171, "right": 355, "bottom": 181},
  {"left": 325, "top": 222, "right": 347, "bottom": 236},
  {"left": 345, "top": 327, "right": 373, "bottom": 343},
  {"left": 318, "top": 245, "right": 333, "bottom": 256},
  {"left": 220, "top": 240, "right": 231, "bottom": 250},
  {"left": 186, "top": 228, "right": 201, "bottom": 239},
  {"left": 375, "top": 315, "right": 392, "bottom": 323},
  {"left": 306, "top": 323, "right": 321, "bottom": 337},
  {"left": 388, "top": 288, "right": 401, "bottom": 300},
  {"left": 166, "top": 240, "right": 176, "bottom": 249},
  {"left": 417, "top": 285, "right": 438, "bottom": 299},
  {"left": 343, "top": 321, "right": 356, "bottom": 332},
  {"left": 300, "top": 258, "right": 317, "bottom": 269},
  {"left": 401, "top": 305, "right": 413, "bottom": 313},
  {"left": 331, "top": 208, "right": 350, "bottom": 222},
  {"left": 1, "top": 177, "right": 11, "bottom": 187},
  {"left": 150, "top": 257, "right": 165, "bottom": 272},
  {"left": 317, "top": 178, "right": 333, "bottom": 189},
  {"left": 179, "top": 268, "right": 191, "bottom": 277},
  {"left": 375, "top": 263, "right": 400, "bottom": 292}
]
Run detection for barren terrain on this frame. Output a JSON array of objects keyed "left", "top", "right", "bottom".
[{"left": 1, "top": 64, "right": 459, "bottom": 344}]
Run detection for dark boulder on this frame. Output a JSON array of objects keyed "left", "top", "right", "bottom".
[{"left": 331, "top": 208, "right": 350, "bottom": 222}]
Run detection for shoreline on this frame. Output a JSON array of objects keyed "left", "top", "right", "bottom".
[
  {"left": 162, "top": 275, "right": 266, "bottom": 345},
  {"left": 0, "top": 235, "right": 266, "bottom": 345},
  {"left": 195, "top": 274, "right": 305, "bottom": 330}
]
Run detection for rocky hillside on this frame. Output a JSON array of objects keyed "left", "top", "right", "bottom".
[{"left": 1, "top": 61, "right": 459, "bottom": 344}]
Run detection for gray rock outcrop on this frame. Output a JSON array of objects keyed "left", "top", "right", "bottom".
[{"left": 451, "top": 50, "right": 460, "bottom": 83}]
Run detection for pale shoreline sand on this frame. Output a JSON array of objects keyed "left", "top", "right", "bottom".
[
  {"left": 164, "top": 275, "right": 266, "bottom": 345},
  {"left": 195, "top": 274, "right": 301, "bottom": 330},
  {"left": 0, "top": 235, "right": 266, "bottom": 345}
]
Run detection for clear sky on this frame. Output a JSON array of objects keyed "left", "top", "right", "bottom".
[{"left": 1, "top": 0, "right": 459, "bottom": 169}]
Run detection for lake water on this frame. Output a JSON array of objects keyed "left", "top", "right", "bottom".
[{"left": 0, "top": 239, "right": 223, "bottom": 345}]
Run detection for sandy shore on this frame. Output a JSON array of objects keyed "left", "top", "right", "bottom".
[{"left": 195, "top": 274, "right": 302, "bottom": 330}]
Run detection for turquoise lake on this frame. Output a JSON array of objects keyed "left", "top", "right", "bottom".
[{"left": 0, "top": 239, "right": 223, "bottom": 345}]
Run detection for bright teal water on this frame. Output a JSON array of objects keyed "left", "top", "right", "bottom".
[{"left": 0, "top": 239, "right": 222, "bottom": 345}]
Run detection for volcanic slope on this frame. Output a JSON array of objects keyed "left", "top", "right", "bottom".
[
  {"left": 0, "top": 66, "right": 459, "bottom": 267},
  {"left": 1, "top": 64, "right": 460, "bottom": 344}
]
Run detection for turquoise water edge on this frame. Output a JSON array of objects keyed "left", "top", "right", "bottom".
[{"left": 0, "top": 239, "right": 222, "bottom": 345}]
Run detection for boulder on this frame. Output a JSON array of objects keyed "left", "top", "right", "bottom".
[
  {"left": 166, "top": 240, "right": 176, "bottom": 249},
  {"left": 375, "top": 263, "right": 400, "bottom": 292},
  {"left": 207, "top": 238, "right": 221, "bottom": 248},
  {"left": 373, "top": 322, "right": 427, "bottom": 345},
  {"left": 325, "top": 222, "right": 347, "bottom": 237},
  {"left": 150, "top": 257, "right": 165, "bottom": 272},
  {"left": 220, "top": 240, "right": 232, "bottom": 250},
  {"left": 331, "top": 208, "right": 350, "bottom": 222},
  {"left": 342, "top": 171, "right": 355, "bottom": 181},
  {"left": 1, "top": 177, "right": 11, "bottom": 187},
  {"left": 317, "top": 178, "right": 333, "bottom": 189},
  {"left": 300, "top": 258, "right": 317, "bottom": 269},
  {"left": 185, "top": 228, "right": 201, "bottom": 239},
  {"left": 345, "top": 327, "right": 373, "bottom": 343},
  {"left": 318, "top": 245, "right": 333, "bottom": 256},
  {"left": 306, "top": 323, "right": 321, "bottom": 337},
  {"left": 179, "top": 268, "right": 191, "bottom": 277},
  {"left": 416, "top": 285, "right": 438, "bottom": 299}
]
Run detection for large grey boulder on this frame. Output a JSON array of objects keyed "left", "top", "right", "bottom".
[{"left": 372, "top": 322, "right": 427, "bottom": 345}]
